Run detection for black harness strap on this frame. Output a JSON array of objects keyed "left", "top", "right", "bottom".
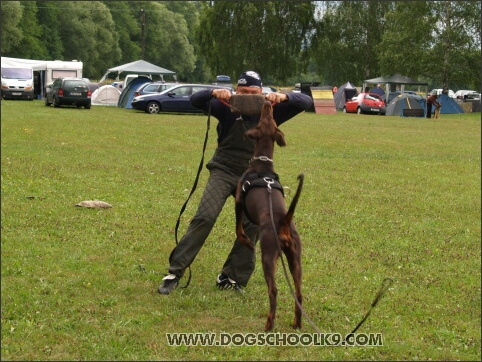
[
  {"left": 170, "top": 102, "right": 212, "bottom": 289},
  {"left": 240, "top": 171, "right": 284, "bottom": 223},
  {"left": 240, "top": 171, "right": 284, "bottom": 195}
]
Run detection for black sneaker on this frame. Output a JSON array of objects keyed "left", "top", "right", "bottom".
[
  {"left": 216, "top": 274, "right": 244, "bottom": 293},
  {"left": 158, "top": 274, "right": 179, "bottom": 295}
]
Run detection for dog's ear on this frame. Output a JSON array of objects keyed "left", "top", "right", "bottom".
[{"left": 275, "top": 129, "right": 286, "bottom": 147}]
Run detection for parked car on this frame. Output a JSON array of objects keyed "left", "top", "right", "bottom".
[
  {"left": 429, "top": 88, "right": 456, "bottom": 98},
  {"left": 464, "top": 92, "right": 480, "bottom": 101},
  {"left": 343, "top": 93, "right": 386, "bottom": 115},
  {"left": 212, "top": 75, "right": 232, "bottom": 86},
  {"left": 454, "top": 89, "right": 477, "bottom": 100},
  {"left": 45, "top": 77, "right": 91, "bottom": 109},
  {"left": 134, "top": 82, "right": 178, "bottom": 97},
  {"left": 131, "top": 84, "right": 233, "bottom": 114}
]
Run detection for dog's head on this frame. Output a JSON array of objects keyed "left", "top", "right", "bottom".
[{"left": 245, "top": 101, "right": 286, "bottom": 147}]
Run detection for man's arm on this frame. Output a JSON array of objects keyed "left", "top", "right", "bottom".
[
  {"left": 190, "top": 89, "right": 216, "bottom": 112},
  {"left": 272, "top": 92, "right": 313, "bottom": 125}
]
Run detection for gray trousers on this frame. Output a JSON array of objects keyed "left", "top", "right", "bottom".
[{"left": 168, "top": 168, "right": 259, "bottom": 287}]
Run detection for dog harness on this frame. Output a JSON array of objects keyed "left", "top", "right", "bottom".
[
  {"left": 240, "top": 171, "right": 284, "bottom": 223},
  {"left": 241, "top": 171, "right": 284, "bottom": 196}
]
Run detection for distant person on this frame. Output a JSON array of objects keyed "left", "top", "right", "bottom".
[
  {"left": 370, "top": 84, "right": 385, "bottom": 97},
  {"left": 332, "top": 86, "right": 338, "bottom": 94},
  {"left": 426, "top": 93, "right": 440, "bottom": 118}
]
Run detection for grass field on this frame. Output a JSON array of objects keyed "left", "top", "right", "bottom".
[{"left": 1, "top": 99, "right": 480, "bottom": 361}]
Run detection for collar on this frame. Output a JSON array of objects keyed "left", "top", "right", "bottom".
[{"left": 250, "top": 156, "right": 273, "bottom": 164}]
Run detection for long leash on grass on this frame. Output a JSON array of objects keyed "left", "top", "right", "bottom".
[
  {"left": 266, "top": 183, "right": 393, "bottom": 338},
  {"left": 169, "top": 102, "right": 212, "bottom": 289},
  {"left": 343, "top": 277, "right": 393, "bottom": 343}
]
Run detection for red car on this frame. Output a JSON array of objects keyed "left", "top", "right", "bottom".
[{"left": 343, "top": 92, "right": 386, "bottom": 115}]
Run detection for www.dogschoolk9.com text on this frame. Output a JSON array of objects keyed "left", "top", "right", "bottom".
[{"left": 166, "top": 332, "right": 383, "bottom": 347}]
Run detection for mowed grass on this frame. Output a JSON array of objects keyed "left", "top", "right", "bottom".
[{"left": 1, "top": 99, "right": 480, "bottom": 361}]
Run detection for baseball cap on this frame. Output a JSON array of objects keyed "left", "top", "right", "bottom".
[{"left": 237, "top": 71, "right": 262, "bottom": 88}]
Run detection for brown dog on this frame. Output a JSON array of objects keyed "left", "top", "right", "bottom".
[
  {"left": 235, "top": 100, "right": 303, "bottom": 331},
  {"left": 433, "top": 102, "right": 442, "bottom": 119}
]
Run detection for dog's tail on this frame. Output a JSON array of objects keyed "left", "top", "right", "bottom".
[{"left": 282, "top": 173, "right": 304, "bottom": 226}]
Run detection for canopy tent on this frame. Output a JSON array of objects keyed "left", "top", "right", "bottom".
[
  {"left": 99, "top": 60, "right": 176, "bottom": 83},
  {"left": 363, "top": 74, "right": 428, "bottom": 104}
]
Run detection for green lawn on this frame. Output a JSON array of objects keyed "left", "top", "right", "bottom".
[{"left": 1, "top": 100, "right": 480, "bottom": 360}]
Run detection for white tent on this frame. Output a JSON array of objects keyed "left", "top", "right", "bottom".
[
  {"left": 91, "top": 85, "right": 121, "bottom": 106},
  {"left": 99, "top": 60, "right": 176, "bottom": 83}
]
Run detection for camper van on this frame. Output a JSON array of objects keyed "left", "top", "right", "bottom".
[
  {"left": 1, "top": 66, "right": 35, "bottom": 100},
  {"left": 1, "top": 57, "right": 83, "bottom": 99}
]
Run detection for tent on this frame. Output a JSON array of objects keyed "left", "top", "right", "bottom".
[
  {"left": 99, "top": 60, "right": 176, "bottom": 83},
  {"left": 385, "top": 93, "right": 425, "bottom": 117},
  {"left": 117, "top": 76, "right": 151, "bottom": 108},
  {"left": 437, "top": 93, "right": 464, "bottom": 114},
  {"left": 363, "top": 74, "right": 428, "bottom": 104},
  {"left": 334, "top": 81, "right": 357, "bottom": 110},
  {"left": 91, "top": 85, "right": 121, "bottom": 106}
]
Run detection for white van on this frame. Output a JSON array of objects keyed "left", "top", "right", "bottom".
[
  {"left": 430, "top": 88, "right": 456, "bottom": 98},
  {"left": 454, "top": 90, "right": 477, "bottom": 100},
  {"left": 1, "top": 66, "right": 35, "bottom": 100}
]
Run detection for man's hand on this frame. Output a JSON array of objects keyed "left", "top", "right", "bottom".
[
  {"left": 265, "top": 92, "right": 288, "bottom": 104},
  {"left": 212, "top": 88, "right": 232, "bottom": 101}
]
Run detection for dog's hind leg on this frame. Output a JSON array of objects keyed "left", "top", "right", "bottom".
[
  {"left": 260, "top": 236, "right": 279, "bottom": 331},
  {"left": 282, "top": 228, "right": 303, "bottom": 329}
]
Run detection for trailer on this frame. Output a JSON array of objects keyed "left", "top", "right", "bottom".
[{"left": 1, "top": 57, "right": 83, "bottom": 99}]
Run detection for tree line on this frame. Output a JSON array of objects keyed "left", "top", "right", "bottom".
[{"left": 1, "top": 1, "right": 480, "bottom": 90}]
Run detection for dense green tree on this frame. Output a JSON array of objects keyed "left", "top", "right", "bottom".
[
  {"left": 130, "top": 1, "right": 195, "bottom": 81},
  {"left": 378, "top": 1, "right": 480, "bottom": 90},
  {"left": 36, "top": 1, "right": 64, "bottom": 60},
  {"left": 1, "top": 1, "right": 479, "bottom": 89},
  {"left": 196, "top": 1, "right": 316, "bottom": 84},
  {"left": 56, "top": 2, "right": 121, "bottom": 79},
  {"left": 160, "top": 0, "right": 204, "bottom": 82},
  {"left": 1, "top": 1, "right": 24, "bottom": 54},
  {"left": 161, "top": 0, "right": 200, "bottom": 41},
  {"left": 311, "top": 1, "right": 394, "bottom": 86},
  {"left": 377, "top": 2, "right": 433, "bottom": 81},
  {"left": 104, "top": 1, "right": 142, "bottom": 64},
  {"left": 3, "top": 1, "right": 48, "bottom": 59},
  {"left": 428, "top": 1, "right": 481, "bottom": 90}
]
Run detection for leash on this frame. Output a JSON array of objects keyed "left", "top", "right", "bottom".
[
  {"left": 342, "top": 277, "right": 393, "bottom": 343},
  {"left": 170, "top": 102, "right": 212, "bottom": 289},
  {"left": 265, "top": 180, "right": 393, "bottom": 337}
]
